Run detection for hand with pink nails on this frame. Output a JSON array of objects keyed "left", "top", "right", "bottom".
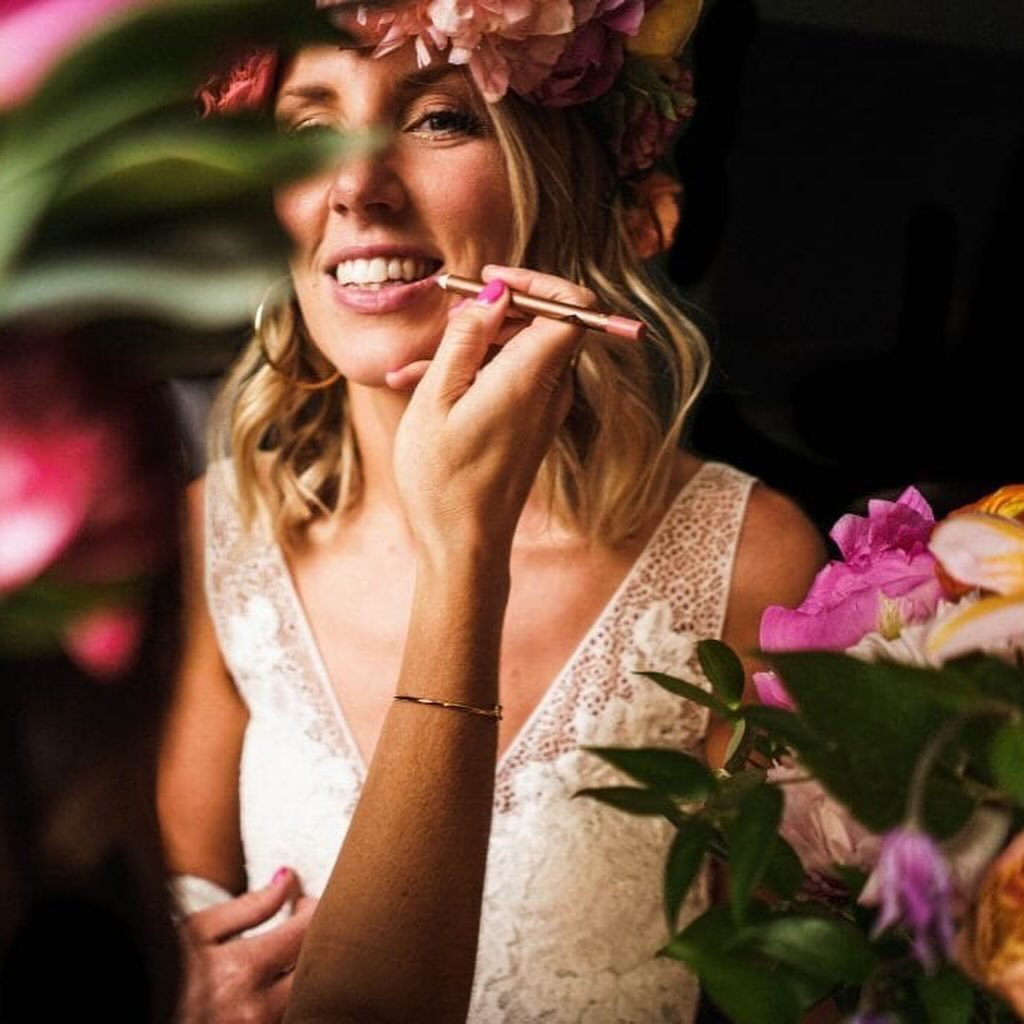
[
  {"left": 175, "top": 868, "right": 316, "bottom": 1024},
  {"left": 392, "top": 264, "right": 591, "bottom": 562}
]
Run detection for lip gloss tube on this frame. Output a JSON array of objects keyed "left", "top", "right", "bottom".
[{"left": 435, "top": 273, "right": 647, "bottom": 342}]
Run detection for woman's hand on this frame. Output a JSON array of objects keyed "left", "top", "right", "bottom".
[
  {"left": 391, "top": 265, "right": 594, "bottom": 562},
  {"left": 176, "top": 871, "right": 316, "bottom": 1024}
]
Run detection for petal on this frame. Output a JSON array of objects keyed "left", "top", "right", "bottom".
[
  {"left": 62, "top": 605, "right": 144, "bottom": 680},
  {"left": 925, "top": 593, "right": 1024, "bottom": 662},
  {"left": 930, "top": 513, "right": 1024, "bottom": 595}
]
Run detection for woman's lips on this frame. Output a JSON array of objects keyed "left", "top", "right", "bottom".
[{"left": 326, "top": 271, "right": 442, "bottom": 314}]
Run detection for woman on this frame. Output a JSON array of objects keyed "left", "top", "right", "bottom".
[{"left": 159, "top": 3, "right": 825, "bottom": 1021}]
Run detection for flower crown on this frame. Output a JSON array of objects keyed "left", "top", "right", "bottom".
[{"left": 198, "top": 0, "right": 702, "bottom": 180}]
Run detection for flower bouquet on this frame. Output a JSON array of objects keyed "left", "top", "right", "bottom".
[{"left": 582, "top": 484, "right": 1024, "bottom": 1022}]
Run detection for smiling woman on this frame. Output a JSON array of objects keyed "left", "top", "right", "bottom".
[{"left": 157, "top": 3, "right": 826, "bottom": 1023}]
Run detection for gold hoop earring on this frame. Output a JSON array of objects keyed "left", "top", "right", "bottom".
[{"left": 254, "top": 277, "right": 342, "bottom": 392}]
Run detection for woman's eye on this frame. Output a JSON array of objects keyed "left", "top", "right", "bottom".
[
  {"left": 410, "top": 108, "right": 483, "bottom": 137},
  {"left": 283, "top": 119, "right": 338, "bottom": 139}
]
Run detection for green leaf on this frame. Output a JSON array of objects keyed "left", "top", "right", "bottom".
[
  {"left": 0, "top": 254, "right": 279, "bottom": 329},
  {"left": 761, "top": 834, "right": 805, "bottom": 901},
  {"left": 634, "top": 671, "right": 737, "bottom": 719},
  {"left": 697, "top": 638, "right": 746, "bottom": 706},
  {"left": 585, "top": 747, "right": 716, "bottom": 799},
  {"left": 573, "top": 787, "right": 679, "bottom": 818},
  {"left": 727, "top": 915, "right": 876, "bottom": 984},
  {"left": 726, "top": 785, "right": 783, "bottom": 921},
  {"left": 664, "top": 818, "right": 713, "bottom": 929},
  {"left": 991, "top": 722, "right": 1024, "bottom": 807},
  {"left": 739, "top": 704, "right": 820, "bottom": 749},
  {"left": 917, "top": 964, "right": 974, "bottom": 1024},
  {"left": 723, "top": 719, "right": 748, "bottom": 773},
  {"left": 665, "top": 918, "right": 803, "bottom": 1024},
  {"left": 764, "top": 652, "right": 975, "bottom": 836}
]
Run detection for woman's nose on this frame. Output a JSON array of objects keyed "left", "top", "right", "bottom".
[{"left": 328, "top": 150, "right": 405, "bottom": 219}]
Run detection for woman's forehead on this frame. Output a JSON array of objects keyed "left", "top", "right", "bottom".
[{"left": 277, "top": 43, "right": 472, "bottom": 101}]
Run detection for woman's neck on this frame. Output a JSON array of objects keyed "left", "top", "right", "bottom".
[{"left": 346, "top": 381, "right": 411, "bottom": 513}]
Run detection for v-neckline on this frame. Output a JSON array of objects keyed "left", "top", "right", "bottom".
[{"left": 269, "top": 463, "right": 708, "bottom": 784}]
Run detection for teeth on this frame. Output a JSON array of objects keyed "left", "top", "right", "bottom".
[{"left": 335, "top": 257, "right": 435, "bottom": 286}]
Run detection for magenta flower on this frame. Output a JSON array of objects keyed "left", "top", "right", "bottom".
[
  {"left": 760, "top": 487, "right": 945, "bottom": 655},
  {"left": 0, "top": 0, "right": 144, "bottom": 109},
  {"left": 530, "top": 0, "right": 647, "bottom": 106},
  {"left": 862, "top": 827, "right": 956, "bottom": 972},
  {"left": 752, "top": 668, "right": 796, "bottom": 710},
  {"left": 63, "top": 605, "right": 145, "bottom": 680}
]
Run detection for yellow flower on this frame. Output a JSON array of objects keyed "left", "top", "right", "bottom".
[
  {"left": 627, "top": 0, "right": 703, "bottom": 61},
  {"left": 926, "top": 512, "right": 1024, "bottom": 661}
]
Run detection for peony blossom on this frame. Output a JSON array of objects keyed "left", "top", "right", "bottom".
[
  {"left": 862, "top": 827, "right": 956, "bottom": 973},
  {"left": 760, "top": 487, "right": 944, "bottom": 655},
  {"left": 957, "top": 830, "right": 1024, "bottom": 1017},
  {"left": 0, "top": 0, "right": 144, "bottom": 109}
]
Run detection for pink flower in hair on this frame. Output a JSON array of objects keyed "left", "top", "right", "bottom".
[{"left": 531, "top": 0, "right": 647, "bottom": 107}]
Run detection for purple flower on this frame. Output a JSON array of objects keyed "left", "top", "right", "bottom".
[{"left": 862, "top": 827, "right": 956, "bottom": 972}]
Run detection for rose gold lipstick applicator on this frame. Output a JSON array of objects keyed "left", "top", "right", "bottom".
[{"left": 435, "top": 273, "right": 647, "bottom": 342}]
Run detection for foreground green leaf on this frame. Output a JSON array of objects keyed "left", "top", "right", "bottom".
[
  {"left": 728, "top": 914, "right": 876, "bottom": 984},
  {"left": 697, "top": 638, "right": 746, "bottom": 705},
  {"left": 585, "top": 747, "right": 715, "bottom": 799},
  {"left": 573, "top": 787, "right": 679, "bottom": 818},
  {"left": 726, "top": 784, "right": 783, "bottom": 921},
  {"left": 991, "top": 721, "right": 1024, "bottom": 807},
  {"left": 634, "top": 671, "right": 736, "bottom": 719},
  {"left": 664, "top": 818, "right": 713, "bottom": 929}
]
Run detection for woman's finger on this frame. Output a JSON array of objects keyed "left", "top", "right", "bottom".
[
  {"left": 186, "top": 868, "right": 297, "bottom": 943},
  {"left": 424, "top": 278, "right": 512, "bottom": 406},
  {"left": 480, "top": 264, "right": 598, "bottom": 309}
]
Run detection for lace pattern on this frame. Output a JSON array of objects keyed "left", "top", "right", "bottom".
[{"left": 205, "top": 460, "right": 755, "bottom": 1022}]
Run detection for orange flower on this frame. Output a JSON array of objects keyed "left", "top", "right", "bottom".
[
  {"left": 624, "top": 170, "right": 683, "bottom": 259},
  {"left": 959, "top": 831, "right": 1024, "bottom": 1016},
  {"left": 954, "top": 484, "right": 1024, "bottom": 523},
  {"left": 937, "top": 484, "right": 1024, "bottom": 597}
]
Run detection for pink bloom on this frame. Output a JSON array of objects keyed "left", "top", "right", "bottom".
[
  {"left": 62, "top": 605, "right": 144, "bottom": 680},
  {"left": 0, "top": 430, "right": 105, "bottom": 592},
  {"left": 530, "top": 0, "right": 645, "bottom": 106},
  {"left": 768, "top": 760, "right": 881, "bottom": 877},
  {"left": 760, "top": 487, "right": 944, "bottom": 654},
  {"left": 0, "top": 0, "right": 144, "bottom": 109},
  {"left": 751, "top": 669, "right": 795, "bottom": 710}
]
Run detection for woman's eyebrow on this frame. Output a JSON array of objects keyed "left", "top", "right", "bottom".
[{"left": 277, "top": 84, "right": 338, "bottom": 105}]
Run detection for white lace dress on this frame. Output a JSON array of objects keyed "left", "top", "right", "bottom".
[{"left": 204, "top": 460, "right": 755, "bottom": 1023}]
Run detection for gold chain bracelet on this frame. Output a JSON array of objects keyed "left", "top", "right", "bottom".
[{"left": 393, "top": 694, "right": 503, "bottom": 721}]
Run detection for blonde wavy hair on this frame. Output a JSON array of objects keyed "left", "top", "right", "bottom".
[{"left": 210, "top": 90, "right": 709, "bottom": 549}]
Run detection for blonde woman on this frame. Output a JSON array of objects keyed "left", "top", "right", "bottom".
[{"left": 159, "top": 4, "right": 824, "bottom": 1021}]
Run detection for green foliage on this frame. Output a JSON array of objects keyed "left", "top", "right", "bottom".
[
  {"left": 585, "top": 645, "right": 1024, "bottom": 1023},
  {"left": 0, "top": 0, "right": 365, "bottom": 374}
]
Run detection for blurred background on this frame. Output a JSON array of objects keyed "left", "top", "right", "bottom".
[{"left": 670, "top": 0, "right": 1024, "bottom": 531}]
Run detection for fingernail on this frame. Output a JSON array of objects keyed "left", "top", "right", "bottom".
[
  {"left": 272, "top": 867, "right": 291, "bottom": 886},
  {"left": 475, "top": 279, "right": 506, "bottom": 305}
]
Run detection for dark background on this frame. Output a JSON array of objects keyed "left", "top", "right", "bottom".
[{"left": 672, "top": 0, "right": 1024, "bottom": 535}]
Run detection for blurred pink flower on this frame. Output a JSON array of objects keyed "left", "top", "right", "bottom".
[
  {"left": 751, "top": 668, "right": 796, "bottom": 710},
  {"left": 0, "top": 429, "right": 104, "bottom": 593},
  {"left": 195, "top": 47, "right": 279, "bottom": 118},
  {"left": 62, "top": 605, "right": 144, "bottom": 680},
  {"left": 768, "top": 760, "right": 881, "bottom": 877},
  {"left": 0, "top": 0, "right": 144, "bottom": 109},
  {"left": 760, "top": 487, "right": 944, "bottom": 654}
]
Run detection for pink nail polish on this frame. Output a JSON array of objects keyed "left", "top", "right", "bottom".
[
  {"left": 272, "top": 867, "right": 291, "bottom": 886},
  {"left": 475, "top": 279, "right": 506, "bottom": 305}
]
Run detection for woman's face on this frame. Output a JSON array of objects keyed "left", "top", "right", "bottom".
[{"left": 274, "top": 45, "right": 515, "bottom": 385}]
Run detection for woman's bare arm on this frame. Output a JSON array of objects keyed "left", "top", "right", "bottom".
[{"left": 285, "top": 267, "right": 588, "bottom": 1023}]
